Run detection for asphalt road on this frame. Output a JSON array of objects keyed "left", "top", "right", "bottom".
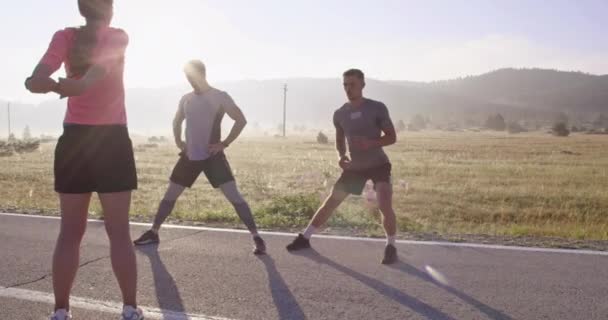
[{"left": 1, "top": 213, "right": 607, "bottom": 320}]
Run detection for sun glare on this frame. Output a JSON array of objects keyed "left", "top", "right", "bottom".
[{"left": 112, "top": 1, "right": 241, "bottom": 87}]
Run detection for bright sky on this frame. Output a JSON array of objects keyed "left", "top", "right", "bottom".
[{"left": 2, "top": 0, "right": 608, "bottom": 102}]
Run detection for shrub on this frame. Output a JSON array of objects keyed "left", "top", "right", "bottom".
[
  {"left": 317, "top": 131, "right": 329, "bottom": 144},
  {"left": 485, "top": 114, "right": 506, "bottom": 131},
  {"left": 552, "top": 122, "right": 570, "bottom": 137}
]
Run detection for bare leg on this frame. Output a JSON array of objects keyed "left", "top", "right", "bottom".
[
  {"left": 53, "top": 193, "right": 91, "bottom": 311},
  {"left": 376, "top": 182, "right": 397, "bottom": 240},
  {"left": 305, "top": 187, "right": 349, "bottom": 237},
  {"left": 99, "top": 191, "right": 137, "bottom": 308}
]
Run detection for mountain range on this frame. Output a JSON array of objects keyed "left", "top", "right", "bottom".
[{"left": 1, "top": 68, "right": 606, "bottom": 136}]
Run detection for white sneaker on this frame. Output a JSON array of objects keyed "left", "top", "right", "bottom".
[
  {"left": 122, "top": 305, "right": 144, "bottom": 320},
  {"left": 49, "top": 309, "right": 72, "bottom": 320}
]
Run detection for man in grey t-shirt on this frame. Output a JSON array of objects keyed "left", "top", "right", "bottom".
[
  {"left": 287, "top": 69, "right": 399, "bottom": 264},
  {"left": 134, "top": 60, "right": 266, "bottom": 255}
]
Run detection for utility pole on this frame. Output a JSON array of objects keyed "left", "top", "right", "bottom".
[
  {"left": 7, "top": 102, "right": 11, "bottom": 140},
  {"left": 282, "top": 84, "right": 287, "bottom": 137}
]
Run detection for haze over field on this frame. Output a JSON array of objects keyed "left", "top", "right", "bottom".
[
  {"left": 2, "top": 1, "right": 608, "bottom": 135},
  {"left": 1, "top": 68, "right": 607, "bottom": 136}
]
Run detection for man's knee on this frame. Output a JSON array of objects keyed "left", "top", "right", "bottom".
[
  {"left": 379, "top": 205, "right": 396, "bottom": 217},
  {"left": 378, "top": 196, "right": 395, "bottom": 216}
]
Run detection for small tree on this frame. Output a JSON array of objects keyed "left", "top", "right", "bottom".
[
  {"left": 316, "top": 131, "right": 329, "bottom": 144},
  {"left": 409, "top": 114, "right": 427, "bottom": 131},
  {"left": 396, "top": 120, "right": 406, "bottom": 132},
  {"left": 552, "top": 122, "right": 570, "bottom": 137},
  {"left": 485, "top": 114, "right": 506, "bottom": 131},
  {"left": 22, "top": 125, "right": 32, "bottom": 141},
  {"left": 8, "top": 133, "right": 16, "bottom": 142}
]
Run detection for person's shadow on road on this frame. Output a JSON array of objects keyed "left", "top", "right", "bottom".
[
  {"left": 389, "top": 261, "right": 513, "bottom": 320},
  {"left": 257, "top": 254, "right": 307, "bottom": 320},
  {"left": 137, "top": 245, "right": 188, "bottom": 320},
  {"left": 293, "top": 249, "right": 458, "bottom": 320}
]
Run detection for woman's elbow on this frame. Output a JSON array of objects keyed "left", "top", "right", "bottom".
[{"left": 24, "top": 78, "right": 32, "bottom": 92}]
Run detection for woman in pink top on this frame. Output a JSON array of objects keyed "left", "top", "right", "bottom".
[{"left": 25, "top": 1, "right": 142, "bottom": 319}]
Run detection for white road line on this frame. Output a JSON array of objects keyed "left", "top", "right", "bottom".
[
  {"left": 0, "top": 286, "right": 235, "bottom": 320},
  {"left": 1, "top": 212, "right": 607, "bottom": 256}
]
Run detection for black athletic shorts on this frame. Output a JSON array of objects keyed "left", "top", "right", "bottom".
[
  {"left": 170, "top": 151, "right": 235, "bottom": 188},
  {"left": 335, "top": 162, "right": 392, "bottom": 195},
  {"left": 54, "top": 124, "right": 138, "bottom": 194}
]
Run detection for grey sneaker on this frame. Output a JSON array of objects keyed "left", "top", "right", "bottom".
[
  {"left": 50, "top": 309, "right": 72, "bottom": 320},
  {"left": 122, "top": 306, "right": 144, "bottom": 320}
]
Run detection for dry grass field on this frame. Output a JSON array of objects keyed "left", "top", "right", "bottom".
[{"left": 1, "top": 131, "right": 607, "bottom": 241}]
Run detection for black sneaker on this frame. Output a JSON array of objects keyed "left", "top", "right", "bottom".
[
  {"left": 253, "top": 236, "right": 266, "bottom": 255},
  {"left": 286, "top": 234, "right": 311, "bottom": 252},
  {"left": 133, "top": 230, "right": 159, "bottom": 246},
  {"left": 382, "top": 244, "right": 398, "bottom": 265}
]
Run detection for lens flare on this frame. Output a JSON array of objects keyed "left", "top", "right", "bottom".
[{"left": 425, "top": 265, "right": 449, "bottom": 286}]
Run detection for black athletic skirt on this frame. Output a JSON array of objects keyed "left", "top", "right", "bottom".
[{"left": 54, "top": 124, "right": 138, "bottom": 194}]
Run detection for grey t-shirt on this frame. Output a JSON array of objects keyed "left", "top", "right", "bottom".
[
  {"left": 179, "top": 88, "right": 238, "bottom": 161},
  {"left": 333, "top": 98, "right": 394, "bottom": 170}
]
